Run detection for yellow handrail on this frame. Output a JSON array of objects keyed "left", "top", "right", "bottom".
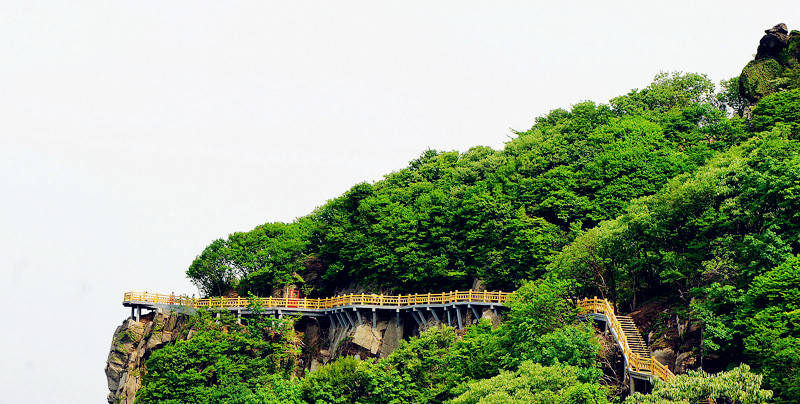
[
  {"left": 122, "top": 291, "right": 667, "bottom": 381},
  {"left": 123, "top": 290, "right": 512, "bottom": 311},
  {"left": 577, "top": 297, "right": 675, "bottom": 382}
]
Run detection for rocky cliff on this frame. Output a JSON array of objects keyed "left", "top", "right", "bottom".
[
  {"left": 105, "top": 307, "right": 502, "bottom": 402},
  {"left": 105, "top": 312, "right": 193, "bottom": 403}
]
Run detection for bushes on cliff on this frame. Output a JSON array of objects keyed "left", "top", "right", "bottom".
[
  {"left": 136, "top": 310, "right": 299, "bottom": 404},
  {"left": 626, "top": 364, "right": 772, "bottom": 404},
  {"left": 448, "top": 362, "right": 608, "bottom": 404}
]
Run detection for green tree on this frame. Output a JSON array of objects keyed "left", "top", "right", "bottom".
[
  {"left": 626, "top": 364, "right": 772, "bottom": 404},
  {"left": 448, "top": 362, "right": 608, "bottom": 404}
]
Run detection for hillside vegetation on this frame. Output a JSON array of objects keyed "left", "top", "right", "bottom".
[{"left": 167, "top": 25, "right": 800, "bottom": 403}]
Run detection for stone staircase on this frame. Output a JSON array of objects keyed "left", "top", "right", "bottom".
[{"left": 618, "top": 315, "right": 651, "bottom": 359}]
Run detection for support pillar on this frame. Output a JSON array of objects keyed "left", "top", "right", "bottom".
[
  {"left": 416, "top": 310, "right": 427, "bottom": 325},
  {"left": 470, "top": 305, "right": 480, "bottom": 321},
  {"left": 411, "top": 310, "right": 422, "bottom": 327},
  {"left": 136, "top": 307, "right": 141, "bottom": 321},
  {"left": 629, "top": 371, "right": 636, "bottom": 394},
  {"left": 130, "top": 307, "right": 135, "bottom": 319},
  {"left": 446, "top": 308, "right": 452, "bottom": 327},
  {"left": 395, "top": 310, "right": 400, "bottom": 325},
  {"left": 429, "top": 307, "right": 439, "bottom": 322},
  {"left": 236, "top": 310, "right": 242, "bottom": 325},
  {"left": 455, "top": 306, "right": 463, "bottom": 329},
  {"left": 355, "top": 309, "right": 363, "bottom": 325},
  {"left": 344, "top": 311, "right": 356, "bottom": 328},
  {"left": 372, "top": 308, "right": 377, "bottom": 328}
]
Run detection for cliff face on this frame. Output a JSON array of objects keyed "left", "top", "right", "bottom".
[{"left": 105, "top": 312, "right": 192, "bottom": 403}]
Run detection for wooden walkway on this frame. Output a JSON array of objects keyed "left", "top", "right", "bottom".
[
  {"left": 121, "top": 291, "right": 673, "bottom": 383},
  {"left": 123, "top": 290, "right": 509, "bottom": 330}
]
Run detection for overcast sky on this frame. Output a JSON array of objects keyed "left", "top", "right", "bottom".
[{"left": 1, "top": 2, "right": 798, "bottom": 402}]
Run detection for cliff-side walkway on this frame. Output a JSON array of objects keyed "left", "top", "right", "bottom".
[{"left": 121, "top": 291, "right": 673, "bottom": 385}]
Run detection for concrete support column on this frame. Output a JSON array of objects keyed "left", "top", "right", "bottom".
[
  {"left": 418, "top": 310, "right": 427, "bottom": 325},
  {"left": 629, "top": 372, "right": 636, "bottom": 394},
  {"left": 136, "top": 307, "right": 141, "bottom": 322},
  {"left": 236, "top": 310, "right": 241, "bottom": 325},
  {"left": 455, "top": 306, "right": 463, "bottom": 329},
  {"left": 372, "top": 308, "right": 377, "bottom": 328},
  {"left": 469, "top": 305, "right": 480, "bottom": 321},
  {"left": 395, "top": 310, "right": 400, "bottom": 325},
  {"left": 446, "top": 308, "right": 452, "bottom": 327},
  {"left": 130, "top": 307, "right": 135, "bottom": 319},
  {"left": 355, "top": 309, "right": 363, "bottom": 325},
  {"left": 411, "top": 310, "right": 422, "bottom": 327},
  {"left": 344, "top": 311, "right": 356, "bottom": 328},
  {"left": 428, "top": 308, "right": 439, "bottom": 322}
]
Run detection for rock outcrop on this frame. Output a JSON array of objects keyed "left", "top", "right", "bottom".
[
  {"left": 739, "top": 23, "right": 800, "bottom": 113},
  {"left": 756, "top": 23, "right": 790, "bottom": 60},
  {"left": 105, "top": 312, "right": 192, "bottom": 404}
]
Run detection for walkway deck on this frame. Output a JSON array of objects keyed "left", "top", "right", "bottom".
[
  {"left": 121, "top": 291, "right": 673, "bottom": 383},
  {"left": 123, "top": 290, "right": 509, "bottom": 329}
]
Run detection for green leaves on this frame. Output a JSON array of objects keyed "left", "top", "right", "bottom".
[
  {"left": 626, "top": 364, "right": 772, "bottom": 404},
  {"left": 448, "top": 362, "right": 608, "bottom": 404},
  {"left": 136, "top": 313, "right": 300, "bottom": 404}
]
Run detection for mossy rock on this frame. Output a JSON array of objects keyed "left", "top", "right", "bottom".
[
  {"left": 788, "top": 32, "right": 800, "bottom": 60},
  {"left": 740, "top": 58, "right": 784, "bottom": 102}
]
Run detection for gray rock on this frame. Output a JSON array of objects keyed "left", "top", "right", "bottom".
[
  {"left": 652, "top": 347, "right": 676, "bottom": 370},
  {"left": 481, "top": 308, "right": 501, "bottom": 327},
  {"left": 675, "top": 351, "right": 697, "bottom": 374},
  {"left": 380, "top": 320, "right": 403, "bottom": 357},
  {"left": 106, "top": 312, "right": 190, "bottom": 403}
]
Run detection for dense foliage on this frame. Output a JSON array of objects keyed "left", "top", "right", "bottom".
[
  {"left": 627, "top": 364, "right": 772, "bottom": 404},
  {"left": 136, "top": 308, "right": 300, "bottom": 403},
  {"left": 169, "top": 37, "right": 800, "bottom": 402},
  {"left": 188, "top": 72, "right": 749, "bottom": 296},
  {"left": 139, "top": 279, "right": 611, "bottom": 403}
]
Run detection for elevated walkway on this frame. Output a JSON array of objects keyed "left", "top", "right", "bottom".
[
  {"left": 123, "top": 290, "right": 509, "bottom": 329},
  {"left": 120, "top": 291, "right": 674, "bottom": 386}
]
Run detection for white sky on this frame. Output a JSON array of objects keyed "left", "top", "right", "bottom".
[{"left": 0, "top": 2, "right": 797, "bottom": 402}]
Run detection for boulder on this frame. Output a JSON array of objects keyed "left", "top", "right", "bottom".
[
  {"left": 756, "top": 23, "right": 790, "bottom": 60},
  {"left": 481, "top": 308, "right": 501, "bottom": 327},
  {"left": 675, "top": 351, "right": 697, "bottom": 374},
  {"left": 352, "top": 324, "right": 381, "bottom": 354},
  {"left": 652, "top": 347, "right": 676, "bottom": 370}
]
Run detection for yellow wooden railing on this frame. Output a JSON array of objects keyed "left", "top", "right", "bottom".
[
  {"left": 578, "top": 297, "right": 674, "bottom": 382},
  {"left": 123, "top": 290, "right": 511, "bottom": 310},
  {"left": 124, "top": 292, "right": 675, "bottom": 381}
]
